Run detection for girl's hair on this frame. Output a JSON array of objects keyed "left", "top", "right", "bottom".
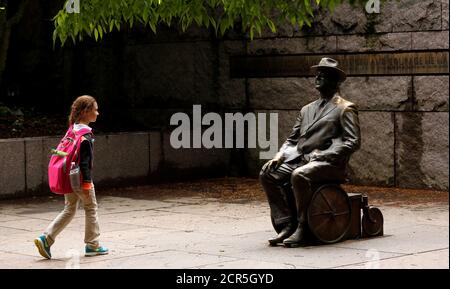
[{"left": 68, "top": 95, "right": 97, "bottom": 125}]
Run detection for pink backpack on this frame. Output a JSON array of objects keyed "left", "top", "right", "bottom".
[{"left": 48, "top": 125, "right": 92, "bottom": 194}]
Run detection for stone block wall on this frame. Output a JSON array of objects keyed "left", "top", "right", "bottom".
[
  {"left": 241, "top": 0, "right": 449, "bottom": 190},
  {"left": 2, "top": 0, "right": 448, "bottom": 193},
  {"left": 80, "top": 0, "right": 448, "bottom": 190},
  {"left": 0, "top": 131, "right": 233, "bottom": 198}
]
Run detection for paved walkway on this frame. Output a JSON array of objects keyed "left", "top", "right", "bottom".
[{"left": 0, "top": 183, "right": 448, "bottom": 269}]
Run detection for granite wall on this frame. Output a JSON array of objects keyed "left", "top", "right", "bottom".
[
  {"left": 1, "top": 0, "right": 448, "bottom": 192},
  {"left": 242, "top": 0, "right": 449, "bottom": 190}
]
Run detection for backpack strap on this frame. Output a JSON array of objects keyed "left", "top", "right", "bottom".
[
  {"left": 72, "top": 127, "right": 93, "bottom": 164},
  {"left": 62, "top": 125, "right": 74, "bottom": 139}
]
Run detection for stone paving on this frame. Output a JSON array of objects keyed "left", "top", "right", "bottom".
[{"left": 0, "top": 186, "right": 448, "bottom": 269}]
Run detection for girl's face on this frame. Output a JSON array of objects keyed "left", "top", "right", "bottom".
[{"left": 82, "top": 102, "right": 99, "bottom": 124}]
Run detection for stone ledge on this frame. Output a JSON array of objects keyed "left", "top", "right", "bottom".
[
  {"left": 0, "top": 132, "right": 160, "bottom": 198},
  {"left": 0, "top": 140, "right": 25, "bottom": 197}
]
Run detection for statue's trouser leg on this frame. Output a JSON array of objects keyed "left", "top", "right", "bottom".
[
  {"left": 259, "top": 163, "right": 299, "bottom": 226},
  {"left": 291, "top": 161, "right": 346, "bottom": 225}
]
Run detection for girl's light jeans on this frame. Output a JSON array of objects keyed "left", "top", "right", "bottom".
[{"left": 44, "top": 185, "right": 100, "bottom": 248}]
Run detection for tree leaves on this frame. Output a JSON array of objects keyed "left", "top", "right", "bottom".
[{"left": 52, "top": 0, "right": 364, "bottom": 46}]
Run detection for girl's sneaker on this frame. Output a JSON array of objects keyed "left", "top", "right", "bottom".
[
  {"left": 34, "top": 235, "right": 51, "bottom": 259},
  {"left": 85, "top": 245, "right": 109, "bottom": 257}
]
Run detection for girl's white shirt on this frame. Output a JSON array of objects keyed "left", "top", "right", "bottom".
[{"left": 73, "top": 123, "right": 91, "bottom": 132}]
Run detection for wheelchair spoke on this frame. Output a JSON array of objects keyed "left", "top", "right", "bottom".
[
  {"left": 310, "top": 211, "right": 334, "bottom": 217},
  {"left": 333, "top": 211, "right": 349, "bottom": 216},
  {"left": 319, "top": 191, "right": 334, "bottom": 211},
  {"left": 312, "top": 218, "right": 330, "bottom": 232}
]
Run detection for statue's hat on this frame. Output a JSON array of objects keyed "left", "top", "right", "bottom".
[{"left": 311, "top": 57, "right": 347, "bottom": 82}]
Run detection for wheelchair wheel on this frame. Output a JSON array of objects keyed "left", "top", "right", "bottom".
[
  {"left": 307, "top": 184, "right": 351, "bottom": 244},
  {"left": 362, "top": 207, "right": 384, "bottom": 237}
]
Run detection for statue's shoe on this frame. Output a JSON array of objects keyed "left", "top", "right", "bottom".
[
  {"left": 268, "top": 223, "right": 295, "bottom": 246},
  {"left": 283, "top": 225, "right": 305, "bottom": 248}
]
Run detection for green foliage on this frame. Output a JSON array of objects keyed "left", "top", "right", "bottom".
[{"left": 53, "top": 0, "right": 368, "bottom": 46}]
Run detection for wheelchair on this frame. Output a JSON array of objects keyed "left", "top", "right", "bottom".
[{"left": 271, "top": 183, "right": 384, "bottom": 245}]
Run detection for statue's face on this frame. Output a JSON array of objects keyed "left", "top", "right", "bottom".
[{"left": 315, "top": 70, "right": 338, "bottom": 91}]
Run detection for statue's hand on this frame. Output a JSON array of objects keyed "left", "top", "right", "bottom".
[
  {"left": 262, "top": 154, "right": 284, "bottom": 173},
  {"left": 309, "top": 150, "right": 326, "bottom": 162}
]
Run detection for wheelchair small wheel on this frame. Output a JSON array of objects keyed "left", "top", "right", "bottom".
[
  {"left": 307, "top": 184, "right": 351, "bottom": 244},
  {"left": 362, "top": 207, "right": 384, "bottom": 237}
]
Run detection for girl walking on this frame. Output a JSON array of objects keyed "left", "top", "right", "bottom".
[{"left": 34, "top": 95, "right": 108, "bottom": 259}]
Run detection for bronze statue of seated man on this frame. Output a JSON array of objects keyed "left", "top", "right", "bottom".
[{"left": 260, "top": 57, "right": 361, "bottom": 247}]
